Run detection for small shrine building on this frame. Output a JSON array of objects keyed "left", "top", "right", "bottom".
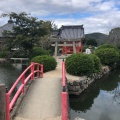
[{"left": 51, "top": 25, "right": 85, "bottom": 58}]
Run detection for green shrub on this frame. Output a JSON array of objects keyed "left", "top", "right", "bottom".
[
  {"left": 66, "top": 53, "right": 94, "bottom": 76},
  {"left": 31, "top": 55, "right": 57, "bottom": 72},
  {"left": 45, "top": 50, "right": 53, "bottom": 55},
  {"left": 95, "top": 48, "right": 119, "bottom": 66},
  {"left": 11, "top": 50, "right": 29, "bottom": 58},
  {"left": 97, "top": 44, "right": 118, "bottom": 50},
  {"left": 82, "top": 46, "right": 88, "bottom": 52},
  {"left": 89, "top": 54, "right": 102, "bottom": 73},
  {"left": 30, "top": 47, "right": 49, "bottom": 58},
  {"left": 116, "top": 49, "right": 120, "bottom": 66},
  {"left": 0, "top": 51, "right": 9, "bottom": 58}
]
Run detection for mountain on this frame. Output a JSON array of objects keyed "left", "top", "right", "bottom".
[{"left": 85, "top": 32, "right": 108, "bottom": 45}]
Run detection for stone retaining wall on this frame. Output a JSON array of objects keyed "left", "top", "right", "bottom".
[{"left": 67, "top": 66, "right": 110, "bottom": 95}]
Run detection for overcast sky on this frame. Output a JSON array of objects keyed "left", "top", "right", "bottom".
[{"left": 0, "top": 0, "right": 120, "bottom": 34}]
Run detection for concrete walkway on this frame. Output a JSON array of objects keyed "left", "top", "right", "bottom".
[{"left": 14, "top": 59, "right": 63, "bottom": 120}]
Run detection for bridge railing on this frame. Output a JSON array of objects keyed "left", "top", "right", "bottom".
[
  {"left": 62, "top": 59, "right": 68, "bottom": 120},
  {"left": 6, "top": 62, "right": 43, "bottom": 120}
]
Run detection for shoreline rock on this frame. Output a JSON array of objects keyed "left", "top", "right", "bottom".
[{"left": 67, "top": 66, "right": 110, "bottom": 95}]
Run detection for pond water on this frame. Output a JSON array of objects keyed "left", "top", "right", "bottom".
[
  {"left": 70, "top": 68, "right": 120, "bottom": 120},
  {"left": 0, "top": 63, "right": 27, "bottom": 91}
]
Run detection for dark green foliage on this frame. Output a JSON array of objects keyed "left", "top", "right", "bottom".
[
  {"left": 66, "top": 53, "right": 94, "bottom": 76},
  {"left": 49, "top": 46, "right": 55, "bottom": 54},
  {"left": 116, "top": 49, "right": 120, "bottom": 66},
  {"left": 97, "top": 44, "right": 118, "bottom": 50},
  {"left": 89, "top": 54, "right": 102, "bottom": 73},
  {"left": 95, "top": 48, "right": 119, "bottom": 66},
  {"left": 30, "top": 47, "right": 49, "bottom": 58},
  {"left": 81, "top": 38, "right": 86, "bottom": 45},
  {"left": 86, "top": 39, "right": 98, "bottom": 46},
  {"left": 31, "top": 55, "right": 57, "bottom": 72},
  {"left": 2, "top": 12, "right": 52, "bottom": 52},
  {"left": 0, "top": 51, "right": 8, "bottom": 58},
  {"left": 82, "top": 46, "right": 88, "bottom": 52},
  {"left": 45, "top": 50, "right": 53, "bottom": 55},
  {"left": 10, "top": 50, "right": 29, "bottom": 58}
]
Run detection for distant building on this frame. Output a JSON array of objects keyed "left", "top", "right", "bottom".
[
  {"left": 0, "top": 19, "right": 14, "bottom": 50},
  {"left": 85, "top": 48, "right": 91, "bottom": 54}
]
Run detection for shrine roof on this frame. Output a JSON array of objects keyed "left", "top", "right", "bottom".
[
  {"left": 0, "top": 20, "right": 14, "bottom": 37},
  {"left": 58, "top": 25, "right": 84, "bottom": 40}
]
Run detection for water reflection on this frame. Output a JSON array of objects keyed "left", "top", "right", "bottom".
[
  {"left": 0, "top": 63, "right": 27, "bottom": 90},
  {"left": 70, "top": 80, "right": 101, "bottom": 112},
  {"left": 70, "top": 68, "right": 120, "bottom": 120}
]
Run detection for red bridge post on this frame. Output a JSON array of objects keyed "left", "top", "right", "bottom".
[
  {"left": 6, "top": 93, "right": 10, "bottom": 120},
  {"left": 31, "top": 62, "right": 34, "bottom": 80}
]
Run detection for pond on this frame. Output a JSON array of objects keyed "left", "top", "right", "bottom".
[
  {"left": 70, "top": 68, "right": 120, "bottom": 120},
  {"left": 0, "top": 63, "right": 27, "bottom": 91}
]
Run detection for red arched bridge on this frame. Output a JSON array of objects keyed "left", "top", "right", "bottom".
[{"left": 5, "top": 60, "right": 68, "bottom": 120}]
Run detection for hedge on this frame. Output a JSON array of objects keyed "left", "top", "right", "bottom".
[
  {"left": 30, "top": 47, "right": 50, "bottom": 59},
  {"left": 95, "top": 48, "right": 119, "bottom": 66},
  {"left": 66, "top": 53, "right": 94, "bottom": 76},
  {"left": 89, "top": 54, "right": 102, "bottom": 73},
  {"left": 31, "top": 55, "right": 57, "bottom": 72}
]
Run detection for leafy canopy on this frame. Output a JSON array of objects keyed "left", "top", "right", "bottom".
[
  {"left": 86, "top": 39, "right": 98, "bottom": 46},
  {"left": 2, "top": 12, "right": 52, "bottom": 51}
]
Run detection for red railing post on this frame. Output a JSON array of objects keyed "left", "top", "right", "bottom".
[
  {"left": 62, "top": 60, "right": 66, "bottom": 86},
  {"left": 31, "top": 62, "right": 34, "bottom": 80},
  {"left": 37, "top": 64, "right": 39, "bottom": 77},
  {"left": 6, "top": 93, "right": 10, "bottom": 120},
  {"left": 62, "top": 59, "right": 69, "bottom": 120},
  {"left": 40, "top": 65, "right": 43, "bottom": 78},
  {"left": 22, "top": 74, "right": 25, "bottom": 94},
  {"left": 62, "top": 92, "right": 68, "bottom": 120}
]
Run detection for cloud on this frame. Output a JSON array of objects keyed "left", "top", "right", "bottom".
[
  {"left": 0, "top": 0, "right": 120, "bottom": 34},
  {"left": 54, "top": 10, "right": 120, "bottom": 34}
]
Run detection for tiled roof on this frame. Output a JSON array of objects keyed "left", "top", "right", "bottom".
[
  {"left": 0, "top": 20, "right": 14, "bottom": 37},
  {"left": 58, "top": 25, "right": 84, "bottom": 40}
]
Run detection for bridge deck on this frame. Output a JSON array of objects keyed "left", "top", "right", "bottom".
[
  {"left": 14, "top": 57, "right": 80, "bottom": 120},
  {"left": 14, "top": 59, "right": 63, "bottom": 120}
]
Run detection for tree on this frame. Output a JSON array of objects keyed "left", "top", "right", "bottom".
[
  {"left": 86, "top": 39, "right": 98, "bottom": 46},
  {"left": 2, "top": 12, "right": 52, "bottom": 52}
]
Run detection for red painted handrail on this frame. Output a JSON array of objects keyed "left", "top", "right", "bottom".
[
  {"left": 62, "top": 60, "right": 68, "bottom": 120},
  {"left": 6, "top": 62, "right": 43, "bottom": 120},
  {"left": 62, "top": 60, "right": 66, "bottom": 86}
]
